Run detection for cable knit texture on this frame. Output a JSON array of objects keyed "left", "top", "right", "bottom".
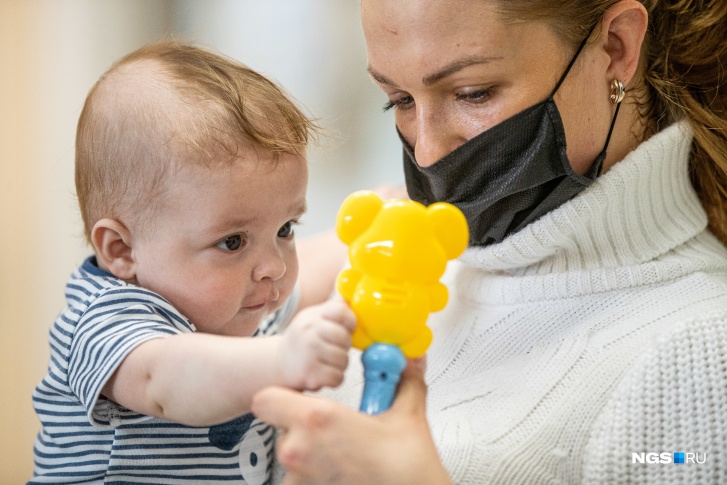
[{"left": 313, "top": 121, "right": 727, "bottom": 484}]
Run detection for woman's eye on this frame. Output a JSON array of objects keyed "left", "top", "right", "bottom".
[
  {"left": 278, "top": 221, "right": 295, "bottom": 238},
  {"left": 456, "top": 88, "right": 493, "bottom": 103},
  {"left": 217, "top": 234, "right": 244, "bottom": 251},
  {"left": 382, "top": 95, "right": 414, "bottom": 112}
]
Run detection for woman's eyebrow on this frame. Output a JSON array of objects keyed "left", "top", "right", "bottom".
[
  {"left": 367, "top": 55, "right": 503, "bottom": 88},
  {"left": 422, "top": 56, "right": 503, "bottom": 85},
  {"left": 367, "top": 67, "right": 399, "bottom": 88}
]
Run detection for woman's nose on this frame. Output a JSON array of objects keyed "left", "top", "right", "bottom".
[
  {"left": 412, "top": 112, "right": 459, "bottom": 168},
  {"left": 253, "top": 247, "right": 286, "bottom": 282}
]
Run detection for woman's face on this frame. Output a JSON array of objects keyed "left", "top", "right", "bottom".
[{"left": 361, "top": 0, "right": 615, "bottom": 173}]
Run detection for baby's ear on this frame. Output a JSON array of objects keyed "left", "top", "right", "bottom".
[
  {"left": 91, "top": 218, "right": 136, "bottom": 281},
  {"left": 335, "top": 190, "right": 383, "bottom": 245},
  {"left": 427, "top": 203, "right": 469, "bottom": 259}
]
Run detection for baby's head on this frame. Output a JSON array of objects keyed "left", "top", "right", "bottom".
[
  {"left": 76, "top": 39, "right": 316, "bottom": 243},
  {"left": 76, "top": 40, "right": 318, "bottom": 336}
]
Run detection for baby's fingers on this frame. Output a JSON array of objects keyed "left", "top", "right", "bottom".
[
  {"left": 316, "top": 340, "right": 350, "bottom": 370},
  {"left": 317, "top": 319, "right": 353, "bottom": 350},
  {"left": 319, "top": 300, "right": 357, "bottom": 333},
  {"left": 304, "top": 364, "right": 346, "bottom": 390}
]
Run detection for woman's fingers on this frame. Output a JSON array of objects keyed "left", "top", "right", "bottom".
[
  {"left": 252, "top": 386, "right": 338, "bottom": 435},
  {"left": 252, "top": 386, "right": 328, "bottom": 466},
  {"left": 251, "top": 386, "right": 303, "bottom": 430},
  {"left": 252, "top": 357, "right": 450, "bottom": 485},
  {"left": 253, "top": 386, "right": 343, "bottom": 480},
  {"left": 390, "top": 357, "right": 428, "bottom": 416},
  {"left": 257, "top": 357, "right": 428, "bottom": 429}
]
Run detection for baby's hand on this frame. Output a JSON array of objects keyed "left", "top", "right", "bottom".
[{"left": 279, "top": 300, "right": 356, "bottom": 391}]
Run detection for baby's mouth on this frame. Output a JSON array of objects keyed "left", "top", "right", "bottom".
[
  {"left": 243, "top": 287, "right": 280, "bottom": 311},
  {"left": 244, "top": 302, "right": 267, "bottom": 311}
]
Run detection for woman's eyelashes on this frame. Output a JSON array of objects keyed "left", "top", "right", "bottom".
[
  {"left": 382, "top": 87, "right": 495, "bottom": 112},
  {"left": 382, "top": 95, "right": 414, "bottom": 112},
  {"left": 456, "top": 87, "right": 494, "bottom": 103}
]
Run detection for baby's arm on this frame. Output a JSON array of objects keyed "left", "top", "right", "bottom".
[{"left": 101, "top": 300, "right": 355, "bottom": 427}]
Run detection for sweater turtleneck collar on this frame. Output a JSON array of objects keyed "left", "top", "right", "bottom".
[{"left": 459, "top": 121, "right": 707, "bottom": 275}]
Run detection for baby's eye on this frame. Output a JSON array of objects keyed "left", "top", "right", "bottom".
[
  {"left": 278, "top": 221, "right": 296, "bottom": 238},
  {"left": 216, "top": 234, "right": 244, "bottom": 251}
]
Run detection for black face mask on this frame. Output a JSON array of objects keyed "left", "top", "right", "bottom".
[{"left": 402, "top": 27, "right": 622, "bottom": 247}]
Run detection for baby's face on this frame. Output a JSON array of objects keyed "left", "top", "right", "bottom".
[{"left": 130, "top": 150, "right": 307, "bottom": 337}]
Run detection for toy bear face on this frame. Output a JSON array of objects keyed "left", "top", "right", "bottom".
[
  {"left": 349, "top": 200, "right": 449, "bottom": 283},
  {"left": 335, "top": 190, "right": 469, "bottom": 357},
  {"left": 337, "top": 191, "right": 469, "bottom": 281}
]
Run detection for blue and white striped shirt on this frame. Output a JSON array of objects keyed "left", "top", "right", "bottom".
[{"left": 31, "top": 256, "right": 294, "bottom": 484}]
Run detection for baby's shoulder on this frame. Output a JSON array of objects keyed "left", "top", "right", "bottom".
[{"left": 66, "top": 271, "right": 191, "bottom": 334}]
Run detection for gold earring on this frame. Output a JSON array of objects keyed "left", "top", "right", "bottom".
[{"left": 610, "top": 79, "right": 625, "bottom": 105}]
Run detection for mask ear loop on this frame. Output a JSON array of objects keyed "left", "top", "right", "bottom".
[
  {"left": 592, "top": 79, "right": 625, "bottom": 176},
  {"left": 549, "top": 22, "right": 599, "bottom": 98},
  {"left": 604, "top": 80, "right": 624, "bottom": 144},
  {"left": 551, "top": 0, "right": 623, "bottom": 97},
  {"left": 550, "top": 17, "right": 626, "bottom": 178}
]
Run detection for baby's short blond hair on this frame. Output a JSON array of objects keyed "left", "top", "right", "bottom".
[{"left": 75, "top": 39, "right": 319, "bottom": 242}]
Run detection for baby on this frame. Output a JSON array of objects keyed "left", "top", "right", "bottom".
[{"left": 30, "top": 40, "right": 355, "bottom": 484}]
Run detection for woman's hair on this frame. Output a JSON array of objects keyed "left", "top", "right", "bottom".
[
  {"left": 496, "top": 0, "right": 727, "bottom": 243},
  {"left": 75, "top": 39, "right": 320, "bottom": 243}
]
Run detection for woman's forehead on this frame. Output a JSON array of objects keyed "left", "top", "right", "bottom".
[
  {"left": 361, "top": 0, "right": 555, "bottom": 84},
  {"left": 361, "top": 0, "right": 500, "bottom": 37},
  {"left": 360, "top": 0, "right": 537, "bottom": 61}
]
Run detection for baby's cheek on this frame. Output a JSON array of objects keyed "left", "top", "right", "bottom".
[
  {"left": 279, "top": 264, "right": 298, "bottom": 302},
  {"left": 181, "top": 291, "right": 235, "bottom": 332}
]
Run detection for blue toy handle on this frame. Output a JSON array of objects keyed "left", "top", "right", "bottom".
[{"left": 359, "top": 343, "right": 407, "bottom": 415}]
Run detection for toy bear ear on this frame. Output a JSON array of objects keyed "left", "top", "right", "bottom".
[
  {"left": 427, "top": 202, "right": 469, "bottom": 259},
  {"left": 336, "top": 190, "right": 384, "bottom": 245}
]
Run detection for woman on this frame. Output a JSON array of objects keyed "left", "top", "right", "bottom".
[{"left": 253, "top": 0, "right": 727, "bottom": 483}]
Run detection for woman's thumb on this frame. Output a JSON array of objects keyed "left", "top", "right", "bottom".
[{"left": 390, "top": 357, "right": 427, "bottom": 415}]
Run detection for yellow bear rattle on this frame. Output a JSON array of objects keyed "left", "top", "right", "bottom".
[{"left": 335, "top": 190, "right": 469, "bottom": 414}]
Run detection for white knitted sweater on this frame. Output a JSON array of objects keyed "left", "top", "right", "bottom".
[{"left": 322, "top": 121, "right": 727, "bottom": 484}]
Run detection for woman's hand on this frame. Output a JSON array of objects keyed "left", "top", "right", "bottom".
[{"left": 251, "top": 359, "right": 453, "bottom": 485}]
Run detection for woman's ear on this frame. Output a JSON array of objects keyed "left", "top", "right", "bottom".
[
  {"left": 601, "top": 0, "right": 649, "bottom": 88},
  {"left": 91, "top": 218, "right": 137, "bottom": 281}
]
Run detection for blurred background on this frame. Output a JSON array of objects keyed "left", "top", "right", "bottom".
[{"left": 0, "top": 0, "right": 402, "bottom": 481}]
